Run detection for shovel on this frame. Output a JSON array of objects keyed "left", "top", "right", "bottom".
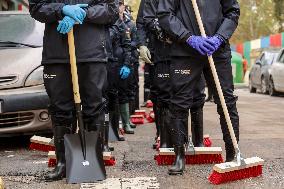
[{"left": 64, "top": 28, "right": 106, "bottom": 184}]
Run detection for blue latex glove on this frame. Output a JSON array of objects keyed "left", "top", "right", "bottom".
[
  {"left": 120, "top": 65, "right": 131, "bottom": 79},
  {"left": 62, "top": 4, "right": 88, "bottom": 24},
  {"left": 186, "top": 35, "right": 215, "bottom": 55},
  {"left": 206, "top": 35, "right": 224, "bottom": 55},
  {"left": 57, "top": 16, "right": 76, "bottom": 34}
]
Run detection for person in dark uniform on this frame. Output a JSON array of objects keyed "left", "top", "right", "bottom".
[
  {"left": 136, "top": 0, "right": 155, "bottom": 108},
  {"left": 29, "top": 0, "right": 118, "bottom": 181},
  {"left": 158, "top": 0, "right": 240, "bottom": 175},
  {"left": 144, "top": 0, "right": 207, "bottom": 149},
  {"left": 137, "top": 0, "right": 160, "bottom": 147},
  {"left": 144, "top": 0, "right": 172, "bottom": 148},
  {"left": 115, "top": 0, "right": 135, "bottom": 134},
  {"left": 123, "top": 9, "right": 140, "bottom": 117}
]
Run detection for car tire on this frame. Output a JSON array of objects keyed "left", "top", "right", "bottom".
[
  {"left": 268, "top": 77, "right": 277, "bottom": 96},
  {"left": 261, "top": 77, "right": 268, "bottom": 94},
  {"left": 249, "top": 78, "right": 256, "bottom": 93}
]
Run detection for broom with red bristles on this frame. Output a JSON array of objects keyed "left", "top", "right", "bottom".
[
  {"left": 190, "top": 0, "right": 264, "bottom": 184},
  {"left": 154, "top": 136, "right": 223, "bottom": 165},
  {"left": 155, "top": 106, "right": 220, "bottom": 164},
  {"left": 29, "top": 136, "right": 55, "bottom": 152}
]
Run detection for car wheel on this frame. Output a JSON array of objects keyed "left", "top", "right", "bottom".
[
  {"left": 261, "top": 77, "right": 268, "bottom": 94},
  {"left": 268, "top": 78, "right": 277, "bottom": 96},
  {"left": 249, "top": 78, "right": 256, "bottom": 93}
]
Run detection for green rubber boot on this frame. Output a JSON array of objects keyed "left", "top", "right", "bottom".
[{"left": 119, "top": 103, "right": 134, "bottom": 134}]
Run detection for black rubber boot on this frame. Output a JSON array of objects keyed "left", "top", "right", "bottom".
[
  {"left": 110, "top": 103, "right": 122, "bottom": 141},
  {"left": 225, "top": 144, "right": 235, "bottom": 162},
  {"left": 45, "top": 125, "right": 72, "bottom": 181},
  {"left": 141, "top": 90, "right": 150, "bottom": 107},
  {"left": 190, "top": 108, "right": 204, "bottom": 147},
  {"left": 217, "top": 103, "right": 239, "bottom": 163},
  {"left": 103, "top": 113, "right": 111, "bottom": 152},
  {"left": 168, "top": 118, "right": 187, "bottom": 175},
  {"left": 129, "top": 100, "right": 135, "bottom": 116},
  {"left": 160, "top": 105, "right": 172, "bottom": 148},
  {"left": 119, "top": 103, "right": 134, "bottom": 134},
  {"left": 153, "top": 103, "right": 160, "bottom": 148},
  {"left": 129, "top": 102, "right": 137, "bottom": 129},
  {"left": 168, "top": 146, "right": 185, "bottom": 175}
]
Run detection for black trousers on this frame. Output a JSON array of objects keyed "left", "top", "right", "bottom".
[
  {"left": 170, "top": 56, "right": 239, "bottom": 145},
  {"left": 192, "top": 74, "right": 206, "bottom": 110},
  {"left": 43, "top": 62, "right": 107, "bottom": 130},
  {"left": 152, "top": 61, "right": 171, "bottom": 106},
  {"left": 144, "top": 63, "right": 155, "bottom": 102},
  {"left": 106, "top": 61, "right": 133, "bottom": 105}
]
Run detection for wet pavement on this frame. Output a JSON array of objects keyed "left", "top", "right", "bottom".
[{"left": 0, "top": 88, "right": 284, "bottom": 189}]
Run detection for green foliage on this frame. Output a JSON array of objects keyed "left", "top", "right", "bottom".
[
  {"left": 273, "top": 0, "right": 284, "bottom": 32},
  {"left": 231, "top": 0, "right": 283, "bottom": 44}
]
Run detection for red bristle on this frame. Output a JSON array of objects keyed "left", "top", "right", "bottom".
[
  {"left": 131, "top": 117, "right": 144, "bottom": 124},
  {"left": 48, "top": 158, "right": 57, "bottom": 167},
  {"left": 155, "top": 154, "right": 223, "bottom": 165},
  {"left": 29, "top": 143, "right": 55, "bottom": 152},
  {"left": 104, "top": 157, "right": 116, "bottom": 166},
  {"left": 203, "top": 137, "right": 212, "bottom": 147},
  {"left": 208, "top": 165, "right": 263, "bottom": 185},
  {"left": 146, "top": 101, "right": 153, "bottom": 108},
  {"left": 185, "top": 154, "right": 223, "bottom": 164},
  {"left": 146, "top": 115, "right": 155, "bottom": 123}
]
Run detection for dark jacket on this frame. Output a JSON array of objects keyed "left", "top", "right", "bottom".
[
  {"left": 136, "top": 0, "right": 155, "bottom": 53},
  {"left": 124, "top": 18, "right": 139, "bottom": 65},
  {"left": 136, "top": 0, "right": 148, "bottom": 47},
  {"left": 157, "top": 0, "right": 240, "bottom": 59},
  {"left": 109, "top": 19, "right": 132, "bottom": 66},
  {"left": 29, "top": 0, "right": 118, "bottom": 64},
  {"left": 144, "top": 0, "right": 171, "bottom": 62}
]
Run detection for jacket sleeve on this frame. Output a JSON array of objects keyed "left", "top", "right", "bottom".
[
  {"left": 143, "top": 0, "right": 157, "bottom": 32},
  {"left": 216, "top": 0, "right": 240, "bottom": 41},
  {"left": 136, "top": 0, "right": 148, "bottom": 46},
  {"left": 85, "top": 0, "right": 119, "bottom": 25},
  {"left": 120, "top": 22, "right": 133, "bottom": 66},
  {"left": 28, "top": 0, "right": 64, "bottom": 23},
  {"left": 157, "top": 0, "right": 191, "bottom": 42}
]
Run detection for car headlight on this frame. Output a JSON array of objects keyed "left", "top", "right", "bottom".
[{"left": 25, "top": 66, "right": 44, "bottom": 87}]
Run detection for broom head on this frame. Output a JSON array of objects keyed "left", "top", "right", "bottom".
[
  {"left": 155, "top": 147, "right": 223, "bottom": 165},
  {"left": 103, "top": 152, "right": 116, "bottom": 166},
  {"left": 131, "top": 115, "right": 144, "bottom": 124},
  {"left": 29, "top": 136, "right": 55, "bottom": 152},
  {"left": 208, "top": 156, "right": 264, "bottom": 184}
]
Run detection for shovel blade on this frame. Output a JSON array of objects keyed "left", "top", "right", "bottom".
[
  {"left": 64, "top": 131, "right": 106, "bottom": 184},
  {"left": 108, "top": 123, "right": 119, "bottom": 142}
]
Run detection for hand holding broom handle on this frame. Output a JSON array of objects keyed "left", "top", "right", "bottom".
[
  {"left": 67, "top": 28, "right": 87, "bottom": 160},
  {"left": 190, "top": 0, "right": 242, "bottom": 164}
]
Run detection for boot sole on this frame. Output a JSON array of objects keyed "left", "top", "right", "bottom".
[
  {"left": 124, "top": 132, "right": 134, "bottom": 134},
  {"left": 168, "top": 171, "right": 183, "bottom": 175},
  {"left": 45, "top": 174, "right": 65, "bottom": 182}
]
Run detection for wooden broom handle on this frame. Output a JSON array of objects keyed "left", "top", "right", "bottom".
[
  {"left": 191, "top": 0, "right": 239, "bottom": 150},
  {"left": 67, "top": 28, "right": 81, "bottom": 104}
]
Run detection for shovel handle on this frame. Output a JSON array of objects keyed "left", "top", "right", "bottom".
[
  {"left": 191, "top": 0, "right": 239, "bottom": 150},
  {"left": 68, "top": 28, "right": 81, "bottom": 104}
]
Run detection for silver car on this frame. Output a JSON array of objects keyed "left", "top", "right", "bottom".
[
  {"left": 269, "top": 48, "right": 284, "bottom": 96},
  {"left": 0, "top": 11, "right": 52, "bottom": 136}
]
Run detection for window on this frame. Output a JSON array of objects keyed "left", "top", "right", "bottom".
[
  {"left": 278, "top": 51, "right": 284, "bottom": 64},
  {"left": 0, "top": 14, "right": 44, "bottom": 47},
  {"left": 262, "top": 52, "right": 279, "bottom": 65}
]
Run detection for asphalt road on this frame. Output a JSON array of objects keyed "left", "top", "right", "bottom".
[{"left": 0, "top": 88, "right": 284, "bottom": 189}]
